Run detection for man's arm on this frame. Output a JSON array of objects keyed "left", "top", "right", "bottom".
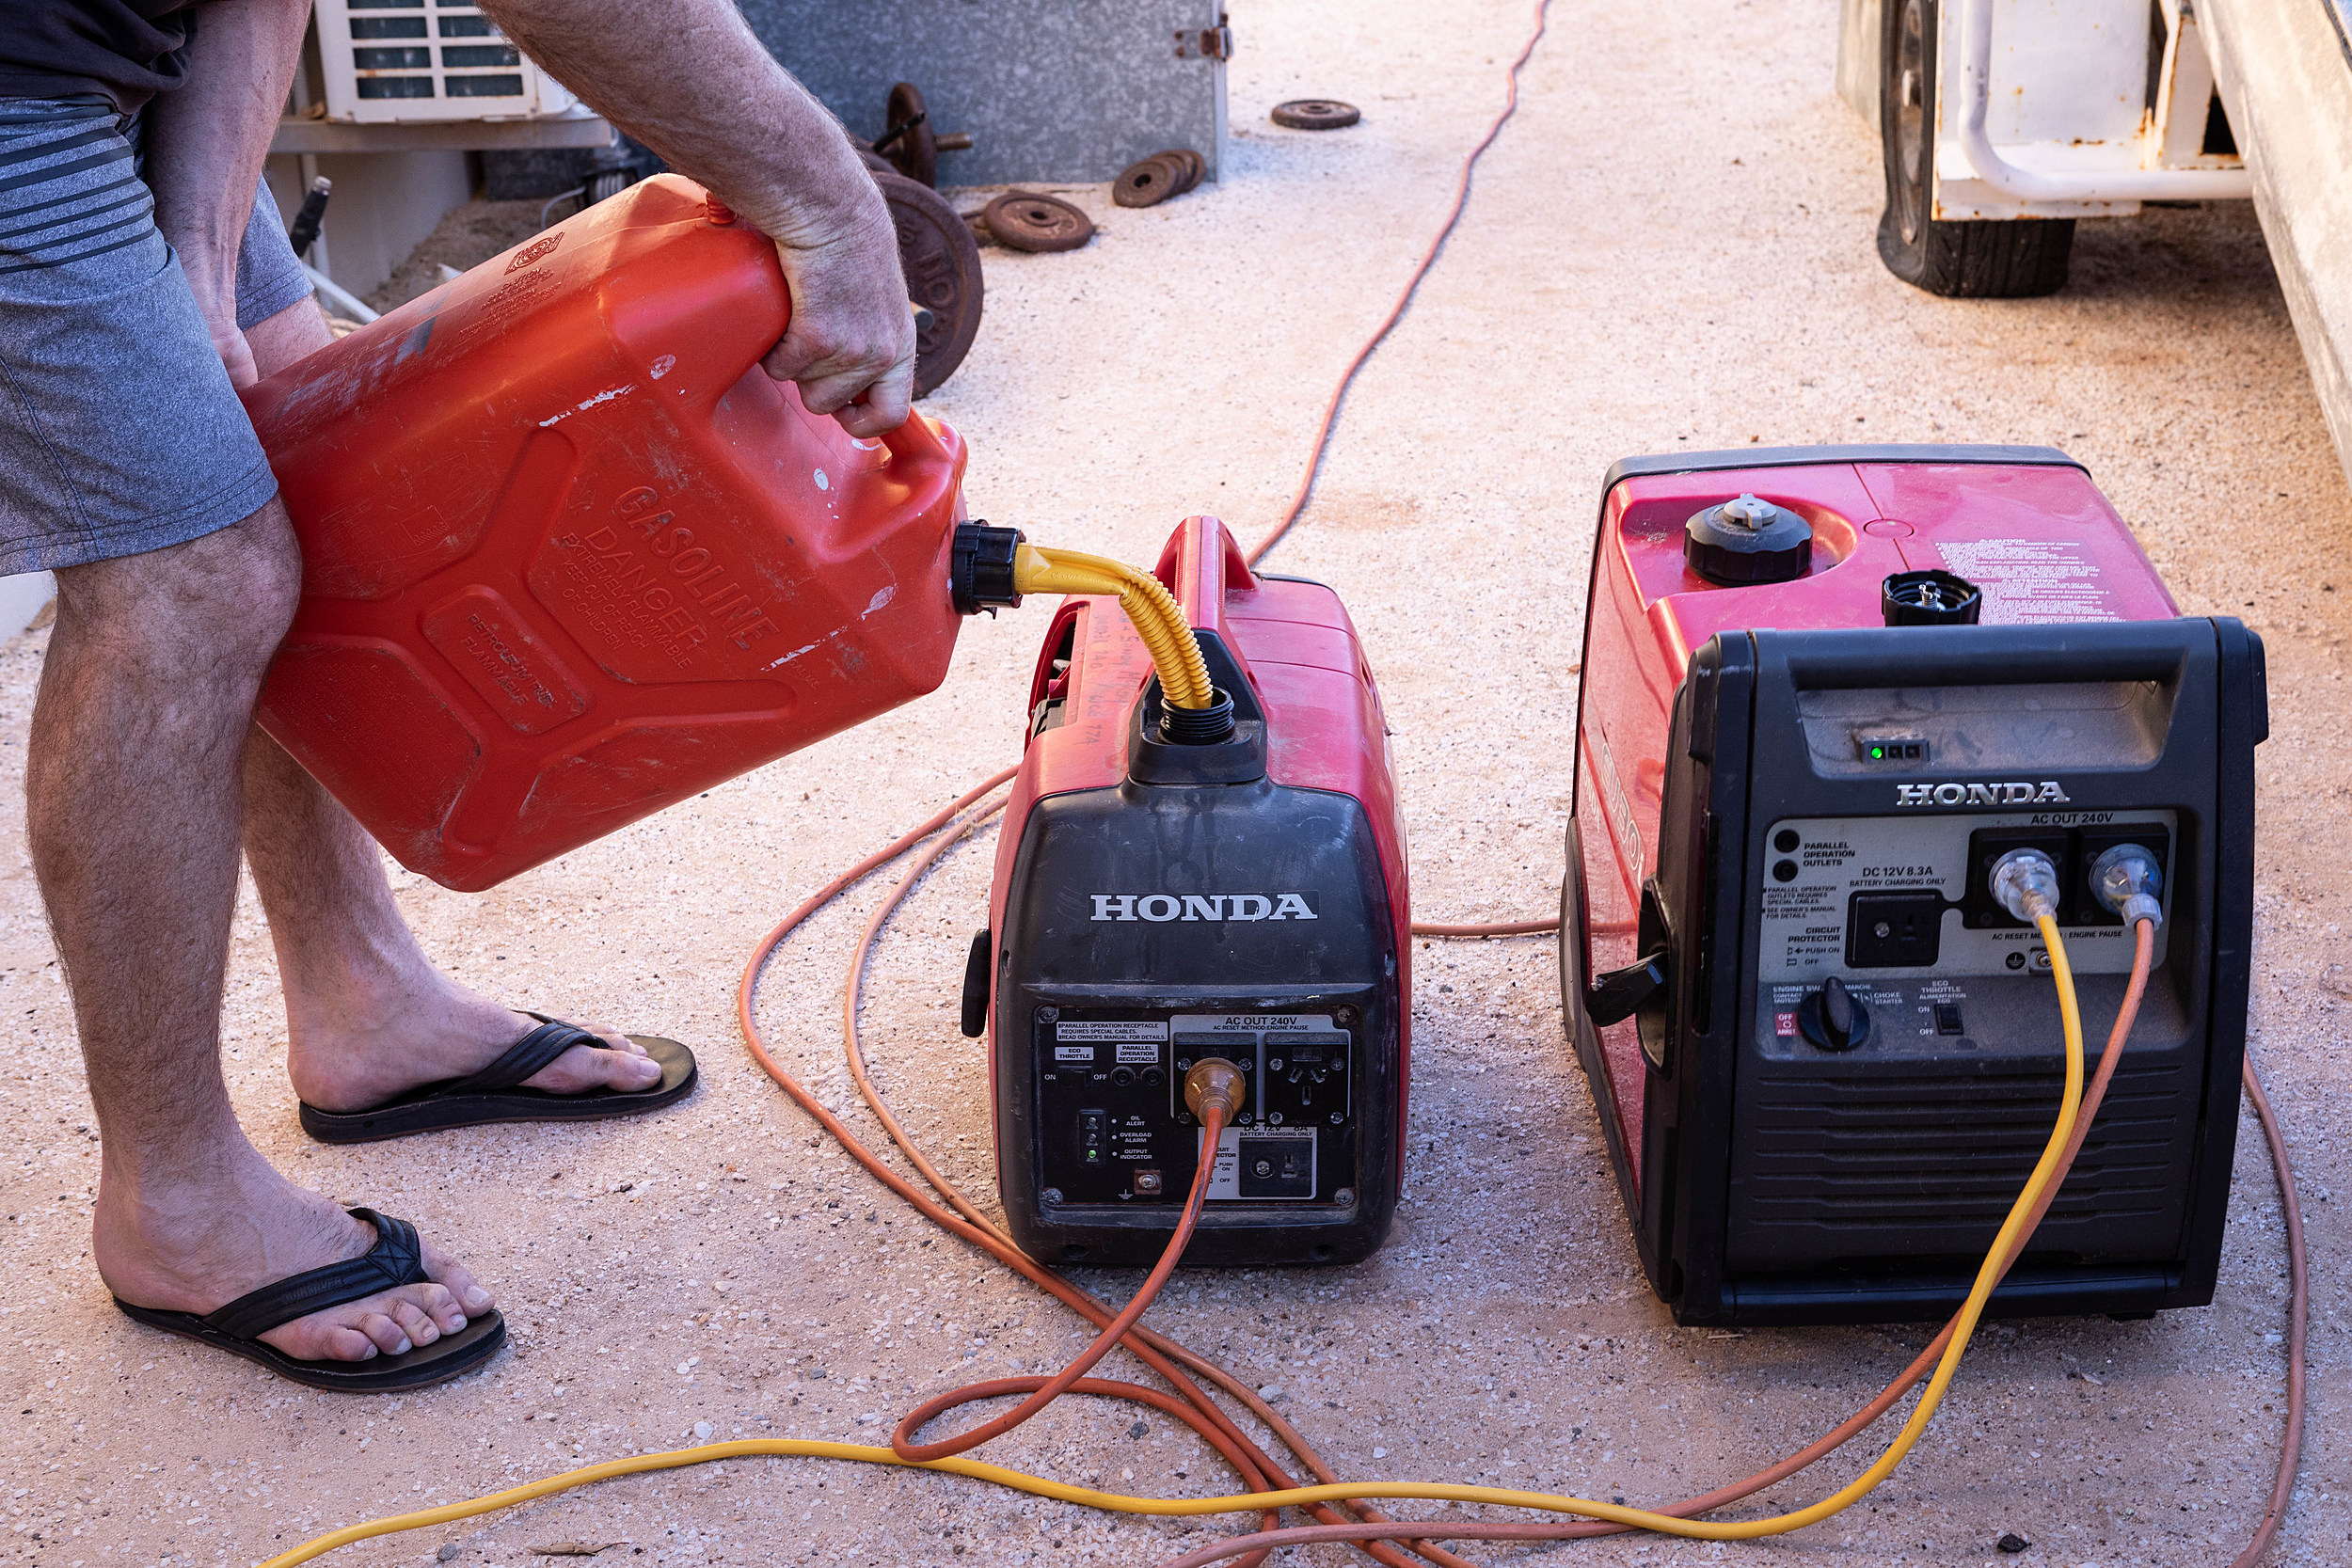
[
  {"left": 476, "top": 0, "right": 916, "bottom": 436},
  {"left": 142, "top": 0, "right": 312, "bottom": 388}
]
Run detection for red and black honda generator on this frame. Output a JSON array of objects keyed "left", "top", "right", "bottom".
[
  {"left": 1562, "top": 445, "right": 2266, "bottom": 1325},
  {"left": 963, "top": 516, "right": 1410, "bottom": 1267}
]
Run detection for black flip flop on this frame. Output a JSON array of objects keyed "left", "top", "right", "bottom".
[
  {"left": 297, "top": 1012, "right": 697, "bottom": 1144},
  {"left": 113, "top": 1208, "right": 505, "bottom": 1392}
]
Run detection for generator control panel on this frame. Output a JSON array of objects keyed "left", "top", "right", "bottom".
[
  {"left": 1757, "top": 809, "right": 2176, "bottom": 1060},
  {"left": 1034, "top": 1009, "right": 1363, "bottom": 1210}
]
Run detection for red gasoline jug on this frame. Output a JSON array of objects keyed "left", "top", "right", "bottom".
[{"left": 242, "top": 175, "right": 974, "bottom": 891}]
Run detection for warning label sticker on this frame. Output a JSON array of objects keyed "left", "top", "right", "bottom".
[
  {"left": 1936, "top": 538, "right": 2119, "bottom": 624},
  {"left": 1057, "top": 1022, "right": 1169, "bottom": 1041}
]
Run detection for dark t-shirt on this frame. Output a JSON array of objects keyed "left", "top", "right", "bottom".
[{"left": 0, "top": 1, "right": 199, "bottom": 114}]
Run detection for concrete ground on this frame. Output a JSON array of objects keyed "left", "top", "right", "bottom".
[{"left": 3, "top": 2, "right": 2344, "bottom": 1565}]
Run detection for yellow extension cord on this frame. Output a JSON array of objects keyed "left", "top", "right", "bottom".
[
  {"left": 252, "top": 916, "right": 2085, "bottom": 1568},
  {"left": 1010, "top": 544, "right": 1216, "bottom": 709}
]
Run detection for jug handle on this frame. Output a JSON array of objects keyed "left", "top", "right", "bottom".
[{"left": 876, "top": 407, "right": 949, "bottom": 468}]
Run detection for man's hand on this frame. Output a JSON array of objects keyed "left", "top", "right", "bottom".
[
  {"left": 763, "top": 221, "right": 916, "bottom": 438},
  {"left": 479, "top": 0, "right": 919, "bottom": 436},
  {"left": 142, "top": 0, "right": 312, "bottom": 389},
  {"left": 207, "top": 315, "right": 263, "bottom": 391}
]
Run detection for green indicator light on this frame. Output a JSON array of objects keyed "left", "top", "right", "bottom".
[{"left": 1868, "top": 745, "right": 1885, "bottom": 760}]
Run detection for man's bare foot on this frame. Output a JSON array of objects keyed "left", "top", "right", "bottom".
[
  {"left": 285, "top": 969, "right": 662, "bottom": 1114},
  {"left": 96, "top": 1144, "right": 493, "bottom": 1362}
]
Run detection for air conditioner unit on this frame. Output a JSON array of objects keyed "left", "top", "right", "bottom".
[{"left": 313, "top": 0, "right": 578, "bottom": 123}]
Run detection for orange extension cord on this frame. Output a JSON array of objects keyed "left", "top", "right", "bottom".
[
  {"left": 725, "top": 0, "right": 2308, "bottom": 1557},
  {"left": 889, "top": 1083, "right": 1228, "bottom": 1463},
  {"left": 744, "top": 813, "right": 2303, "bottom": 1566}
]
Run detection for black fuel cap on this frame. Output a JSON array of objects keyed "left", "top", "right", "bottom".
[
  {"left": 1798, "top": 975, "right": 1870, "bottom": 1052},
  {"left": 1684, "top": 493, "right": 1813, "bottom": 585},
  {"left": 1883, "top": 568, "right": 1982, "bottom": 626}
]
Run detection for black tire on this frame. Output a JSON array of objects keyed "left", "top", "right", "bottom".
[{"left": 1875, "top": 0, "right": 2073, "bottom": 298}]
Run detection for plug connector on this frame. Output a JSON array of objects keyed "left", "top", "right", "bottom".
[
  {"left": 1184, "top": 1057, "right": 1247, "bottom": 1124},
  {"left": 2090, "top": 842, "right": 2164, "bottom": 928},
  {"left": 1989, "top": 847, "right": 2061, "bottom": 924}
]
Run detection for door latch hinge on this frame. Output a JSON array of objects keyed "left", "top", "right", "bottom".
[{"left": 1175, "top": 17, "right": 1233, "bottom": 59}]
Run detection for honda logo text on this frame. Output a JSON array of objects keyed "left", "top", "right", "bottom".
[
  {"left": 1897, "top": 781, "right": 2072, "bottom": 807},
  {"left": 1090, "top": 893, "right": 1320, "bottom": 922}
]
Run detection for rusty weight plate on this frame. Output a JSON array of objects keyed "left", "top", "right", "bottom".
[
  {"left": 1112, "top": 153, "right": 1184, "bottom": 209},
  {"left": 875, "top": 171, "right": 983, "bottom": 396},
  {"left": 983, "top": 191, "right": 1094, "bottom": 253},
  {"left": 881, "top": 81, "right": 938, "bottom": 187},
  {"left": 1157, "top": 147, "right": 1205, "bottom": 194},
  {"left": 1271, "top": 99, "right": 1361, "bottom": 130}
]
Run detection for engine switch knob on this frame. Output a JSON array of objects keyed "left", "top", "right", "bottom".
[{"left": 1799, "top": 975, "right": 1870, "bottom": 1052}]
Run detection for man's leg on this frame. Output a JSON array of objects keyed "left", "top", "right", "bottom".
[
  {"left": 242, "top": 728, "right": 661, "bottom": 1110},
  {"left": 235, "top": 301, "right": 660, "bottom": 1113},
  {"left": 28, "top": 502, "right": 488, "bottom": 1362}
]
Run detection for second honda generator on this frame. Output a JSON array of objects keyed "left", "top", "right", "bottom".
[{"left": 1562, "top": 444, "right": 2265, "bottom": 1325}]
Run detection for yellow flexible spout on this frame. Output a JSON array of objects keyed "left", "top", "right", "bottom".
[{"left": 1012, "top": 544, "right": 1214, "bottom": 709}]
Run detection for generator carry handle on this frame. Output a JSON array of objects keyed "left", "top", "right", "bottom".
[
  {"left": 1125, "top": 517, "right": 1272, "bottom": 787},
  {"left": 1759, "top": 617, "right": 2265, "bottom": 712}
]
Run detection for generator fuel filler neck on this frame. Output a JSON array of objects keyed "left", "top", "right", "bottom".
[{"left": 1683, "top": 492, "right": 1813, "bottom": 585}]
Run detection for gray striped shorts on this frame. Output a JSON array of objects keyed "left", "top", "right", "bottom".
[{"left": 0, "top": 95, "right": 313, "bottom": 577}]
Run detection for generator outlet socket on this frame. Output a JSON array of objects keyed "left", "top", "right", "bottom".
[{"left": 1235, "top": 1134, "right": 1315, "bottom": 1197}]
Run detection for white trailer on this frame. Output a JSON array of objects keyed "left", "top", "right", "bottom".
[
  {"left": 2201, "top": 0, "right": 2352, "bottom": 489},
  {"left": 1838, "top": 0, "right": 2352, "bottom": 483}
]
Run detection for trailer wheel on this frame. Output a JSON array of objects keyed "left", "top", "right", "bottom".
[{"left": 1875, "top": 0, "right": 2073, "bottom": 298}]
